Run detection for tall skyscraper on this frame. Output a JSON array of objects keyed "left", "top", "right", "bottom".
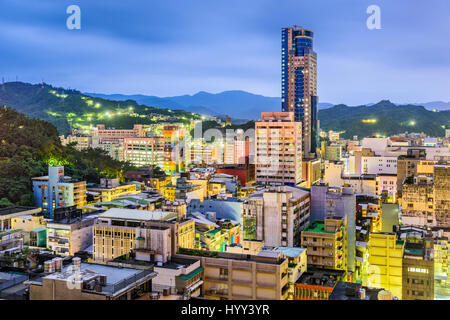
[{"left": 281, "top": 26, "right": 318, "bottom": 158}]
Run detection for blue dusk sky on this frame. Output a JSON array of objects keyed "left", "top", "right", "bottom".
[{"left": 0, "top": 0, "right": 449, "bottom": 105}]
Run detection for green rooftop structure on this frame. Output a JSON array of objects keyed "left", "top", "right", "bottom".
[
  {"left": 303, "top": 221, "right": 333, "bottom": 234},
  {"left": 178, "top": 267, "right": 204, "bottom": 280}
]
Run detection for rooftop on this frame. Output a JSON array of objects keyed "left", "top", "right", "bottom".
[
  {"left": 296, "top": 268, "right": 344, "bottom": 287},
  {"left": 0, "top": 206, "right": 41, "bottom": 217},
  {"left": 329, "top": 282, "right": 383, "bottom": 300},
  {"left": 271, "top": 246, "right": 306, "bottom": 258},
  {"left": 177, "top": 248, "right": 286, "bottom": 265},
  {"left": 98, "top": 208, "right": 176, "bottom": 222},
  {"left": 303, "top": 221, "right": 333, "bottom": 234},
  {"left": 33, "top": 262, "right": 156, "bottom": 295}
]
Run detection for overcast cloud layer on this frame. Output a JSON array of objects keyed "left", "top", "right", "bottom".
[{"left": 0, "top": 0, "right": 449, "bottom": 105}]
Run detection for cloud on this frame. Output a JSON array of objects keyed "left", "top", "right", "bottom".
[{"left": 0, "top": 0, "right": 449, "bottom": 103}]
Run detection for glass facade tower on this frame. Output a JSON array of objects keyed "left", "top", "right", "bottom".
[{"left": 281, "top": 26, "right": 318, "bottom": 158}]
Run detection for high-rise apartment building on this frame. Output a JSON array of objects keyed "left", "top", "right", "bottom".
[
  {"left": 281, "top": 26, "right": 318, "bottom": 158},
  {"left": 255, "top": 112, "right": 302, "bottom": 186},
  {"left": 242, "top": 186, "right": 310, "bottom": 247},
  {"left": 123, "top": 137, "right": 164, "bottom": 168}
]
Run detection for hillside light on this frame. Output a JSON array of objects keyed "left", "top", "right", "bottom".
[{"left": 409, "top": 120, "right": 416, "bottom": 126}]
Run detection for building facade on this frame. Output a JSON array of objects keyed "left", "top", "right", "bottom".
[
  {"left": 281, "top": 26, "right": 318, "bottom": 157},
  {"left": 32, "top": 166, "right": 87, "bottom": 218},
  {"left": 255, "top": 112, "right": 302, "bottom": 186}
]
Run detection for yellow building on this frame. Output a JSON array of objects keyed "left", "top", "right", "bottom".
[
  {"left": 161, "top": 184, "right": 177, "bottom": 202},
  {"left": 177, "top": 219, "right": 196, "bottom": 250},
  {"left": 11, "top": 215, "right": 46, "bottom": 232},
  {"left": 434, "top": 238, "right": 450, "bottom": 299},
  {"left": 148, "top": 176, "right": 172, "bottom": 191},
  {"left": 301, "top": 158, "right": 321, "bottom": 188},
  {"left": 161, "top": 178, "right": 204, "bottom": 202},
  {"left": 219, "top": 223, "right": 241, "bottom": 250},
  {"left": 161, "top": 201, "right": 187, "bottom": 220},
  {"left": 87, "top": 183, "right": 139, "bottom": 203},
  {"left": 225, "top": 240, "right": 264, "bottom": 255},
  {"left": 187, "top": 179, "right": 208, "bottom": 198},
  {"left": 208, "top": 180, "right": 227, "bottom": 197},
  {"left": 204, "top": 229, "right": 222, "bottom": 252},
  {"left": 367, "top": 232, "right": 404, "bottom": 299},
  {"left": 417, "top": 160, "right": 439, "bottom": 176},
  {"left": 359, "top": 202, "right": 382, "bottom": 233}
]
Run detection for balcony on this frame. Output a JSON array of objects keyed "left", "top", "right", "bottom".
[
  {"left": 204, "top": 275, "right": 228, "bottom": 283},
  {"left": 232, "top": 278, "right": 252, "bottom": 286},
  {"left": 204, "top": 289, "right": 228, "bottom": 296}
]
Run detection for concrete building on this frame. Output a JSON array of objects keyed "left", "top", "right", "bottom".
[
  {"left": 115, "top": 253, "right": 203, "bottom": 298},
  {"left": 123, "top": 137, "right": 164, "bottom": 168},
  {"left": 401, "top": 165, "right": 450, "bottom": 228},
  {"left": 400, "top": 230, "right": 434, "bottom": 300},
  {"left": 433, "top": 165, "right": 450, "bottom": 227},
  {"left": 361, "top": 156, "right": 397, "bottom": 175},
  {"left": 324, "top": 144, "right": 342, "bottom": 161},
  {"left": 27, "top": 259, "right": 157, "bottom": 300},
  {"left": 329, "top": 281, "right": 383, "bottom": 300},
  {"left": 396, "top": 149, "right": 426, "bottom": 192},
  {"left": 61, "top": 135, "right": 92, "bottom": 150},
  {"left": 0, "top": 207, "right": 41, "bottom": 231},
  {"left": 87, "top": 178, "right": 140, "bottom": 203},
  {"left": 301, "top": 158, "right": 321, "bottom": 189},
  {"left": 91, "top": 124, "right": 146, "bottom": 143},
  {"left": 46, "top": 206, "right": 100, "bottom": 256},
  {"left": 177, "top": 249, "right": 290, "bottom": 300},
  {"left": 255, "top": 112, "right": 303, "bottom": 186},
  {"left": 242, "top": 186, "right": 310, "bottom": 247},
  {"left": 161, "top": 177, "right": 204, "bottom": 202},
  {"left": 301, "top": 217, "right": 347, "bottom": 272},
  {"left": 93, "top": 208, "right": 195, "bottom": 262},
  {"left": 310, "top": 184, "right": 356, "bottom": 273},
  {"left": 270, "top": 246, "right": 307, "bottom": 300},
  {"left": 376, "top": 174, "right": 398, "bottom": 203},
  {"left": 91, "top": 136, "right": 125, "bottom": 161},
  {"left": 188, "top": 198, "right": 243, "bottom": 222},
  {"left": 294, "top": 268, "right": 345, "bottom": 300},
  {"left": 32, "top": 166, "right": 87, "bottom": 218}
]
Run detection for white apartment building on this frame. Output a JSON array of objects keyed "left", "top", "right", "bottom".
[{"left": 255, "top": 112, "right": 302, "bottom": 186}]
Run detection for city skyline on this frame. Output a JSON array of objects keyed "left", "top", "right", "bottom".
[
  {"left": 0, "top": 0, "right": 450, "bottom": 105},
  {"left": 0, "top": 0, "right": 449, "bottom": 304}
]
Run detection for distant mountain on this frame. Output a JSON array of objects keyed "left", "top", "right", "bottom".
[
  {"left": 3, "top": 82, "right": 448, "bottom": 139},
  {"left": 409, "top": 101, "right": 450, "bottom": 111},
  {"left": 318, "top": 100, "right": 450, "bottom": 139},
  {"left": 0, "top": 82, "right": 202, "bottom": 135},
  {"left": 87, "top": 91, "right": 334, "bottom": 120}
]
